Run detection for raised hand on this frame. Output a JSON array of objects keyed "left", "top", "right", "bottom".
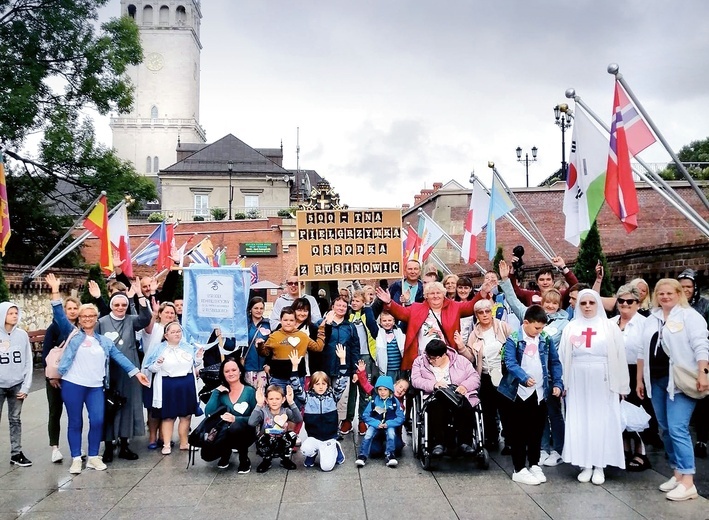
[
  {"left": 46, "top": 273, "right": 61, "bottom": 294},
  {"left": 256, "top": 386, "right": 265, "bottom": 406},
  {"left": 595, "top": 260, "right": 604, "bottom": 281},
  {"left": 288, "top": 349, "right": 302, "bottom": 370},
  {"left": 88, "top": 280, "right": 101, "bottom": 299},
  {"left": 286, "top": 385, "right": 294, "bottom": 405},
  {"left": 374, "top": 286, "right": 392, "bottom": 304},
  {"left": 335, "top": 343, "right": 346, "bottom": 362},
  {"left": 357, "top": 359, "right": 366, "bottom": 373},
  {"left": 551, "top": 256, "right": 566, "bottom": 269},
  {"left": 498, "top": 260, "right": 510, "bottom": 280}
]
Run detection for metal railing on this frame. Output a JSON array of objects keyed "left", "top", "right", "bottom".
[{"left": 130, "top": 206, "right": 294, "bottom": 223}]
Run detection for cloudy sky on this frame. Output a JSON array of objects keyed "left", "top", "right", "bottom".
[{"left": 98, "top": 0, "right": 709, "bottom": 209}]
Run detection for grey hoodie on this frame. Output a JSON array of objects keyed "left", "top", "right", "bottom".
[{"left": 0, "top": 302, "right": 32, "bottom": 394}]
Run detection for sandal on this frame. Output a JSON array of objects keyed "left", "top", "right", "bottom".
[
  {"left": 147, "top": 442, "right": 158, "bottom": 450},
  {"left": 161, "top": 446, "right": 172, "bottom": 455},
  {"left": 627, "top": 454, "right": 651, "bottom": 472}
]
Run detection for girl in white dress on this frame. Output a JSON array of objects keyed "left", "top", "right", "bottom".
[{"left": 559, "top": 289, "right": 629, "bottom": 485}]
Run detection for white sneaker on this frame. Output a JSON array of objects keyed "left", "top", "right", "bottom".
[
  {"left": 543, "top": 450, "right": 563, "bottom": 467},
  {"left": 86, "top": 456, "right": 107, "bottom": 471},
  {"left": 577, "top": 467, "right": 593, "bottom": 483},
  {"left": 69, "top": 457, "right": 82, "bottom": 475},
  {"left": 659, "top": 476, "right": 679, "bottom": 492},
  {"left": 591, "top": 467, "right": 605, "bottom": 485},
  {"left": 529, "top": 465, "right": 547, "bottom": 483},
  {"left": 51, "top": 448, "right": 63, "bottom": 463},
  {"left": 512, "top": 468, "right": 541, "bottom": 486},
  {"left": 538, "top": 450, "right": 549, "bottom": 465}
]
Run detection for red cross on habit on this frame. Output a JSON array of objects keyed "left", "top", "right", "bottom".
[{"left": 581, "top": 328, "right": 596, "bottom": 348}]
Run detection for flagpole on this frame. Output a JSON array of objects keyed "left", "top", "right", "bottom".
[
  {"left": 569, "top": 91, "right": 709, "bottom": 238},
  {"left": 415, "top": 210, "right": 487, "bottom": 274},
  {"left": 490, "top": 166, "right": 557, "bottom": 258},
  {"left": 471, "top": 174, "right": 555, "bottom": 263},
  {"left": 401, "top": 225, "right": 457, "bottom": 276},
  {"left": 131, "top": 221, "right": 180, "bottom": 262},
  {"left": 609, "top": 63, "right": 709, "bottom": 212},
  {"left": 185, "top": 234, "right": 210, "bottom": 257}
]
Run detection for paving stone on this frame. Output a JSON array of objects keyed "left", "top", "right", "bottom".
[
  {"left": 277, "top": 500, "right": 366, "bottom": 520},
  {"left": 607, "top": 489, "right": 709, "bottom": 520},
  {"left": 365, "top": 496, "right": 457, "bottom": 520},
  {"left": 448, "top": 493, "right": 551, "bottom": 519},
  {"left": 101, "top": 506, "right": 196, "bottom": 520},
  {"left": 531, "top": 490, "right": 645, "bottom": 520},
  {"left": 28, "top": 488, "right": 130, "bottom": 513},
  {"left": 114, "top": 484, "right": 209, "bottom": 509}
]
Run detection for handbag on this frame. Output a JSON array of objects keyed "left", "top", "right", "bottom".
[
  {"left": 658, "top": 320, "right": 709, "bottom": 400},
  {"left": 45, "top": 328, "right": 80, "bottom": 379},
  {"left": 620, "top": 400, "right": 651, "bottom": 432},
  {"left": 104, "top": 388, "right": 127, "bottom": 416}
]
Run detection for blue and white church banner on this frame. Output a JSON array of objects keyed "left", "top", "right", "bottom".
[{"left": 183, "top": 266, "right": 250, "bottom": 347}]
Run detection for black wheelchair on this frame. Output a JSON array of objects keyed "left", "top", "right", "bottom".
[{"left": 411, "top": 385, "right": 489, "bottom": 471}]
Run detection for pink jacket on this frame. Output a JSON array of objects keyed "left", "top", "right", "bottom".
[{"left": 411, "top": 347, "right": 480, "bottom": 407}]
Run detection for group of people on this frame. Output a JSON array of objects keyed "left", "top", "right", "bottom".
[{"left": 0, "top": 259, "right": 707, "bottom": 503}]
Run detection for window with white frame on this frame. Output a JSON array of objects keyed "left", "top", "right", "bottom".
[
  {"left": 194, "top": 194, "right": 209, "bottom": 216},
  {"left": 244, "top": 195, "right": 259, "bottom": 209}
]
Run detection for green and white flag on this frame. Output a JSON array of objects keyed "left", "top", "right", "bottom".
[{"left": 563, "top": 108, "right": 607, "bottom": 246}]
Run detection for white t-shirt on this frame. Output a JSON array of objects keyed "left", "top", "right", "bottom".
[
  {"left": 480, "top": 327, "right": 503, "bottom": 376},
  {"left": 160, "top": 346, "right": 195, "bottom": 377},
  {"left": 417, "top": 310, "right": 444, "bottom": 354},
  {"left": 63, "top": 335, "right": 105, "bottom": 388},
  {"left": 517, "top": 333, "right": 544, "bottom": 403}
]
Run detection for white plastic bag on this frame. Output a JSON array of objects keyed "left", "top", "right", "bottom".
[{"left": 620, "top": 400, "right": 651, "bottom": 432}]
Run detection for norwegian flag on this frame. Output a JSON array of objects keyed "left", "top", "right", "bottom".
[
  {"left": 250, "top": 263, "right": 259, "bottom": 284},
  {"left": 615, "top": 82, "right": 656, "bottom": 156},
  {"left": 606, "top": 81, "right": 641, "bottom": 233}
]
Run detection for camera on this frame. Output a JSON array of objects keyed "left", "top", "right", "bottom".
[{"left": 511, "top": 245, "right": 525, "bottom": 272}]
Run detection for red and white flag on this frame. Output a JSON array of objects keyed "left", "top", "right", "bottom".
[
  {"left": 615, "top": 82, "right": 656, "bottom": 156},
  {"left": 461, "top": 178, "right": 489, "bottom": 264},
  {"left": 606, "top": 81, "right": 647, "bottom": 233},
  {"left": 108, "top": 205, "right": 133, "bottom": 277}
]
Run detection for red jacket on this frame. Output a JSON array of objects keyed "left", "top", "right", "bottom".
[{"left": 385, "top": 294, "right": 481, "bottom": 370}]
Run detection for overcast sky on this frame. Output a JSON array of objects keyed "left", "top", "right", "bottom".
[{"left": 98, "top": 0, "right": 709, "bottom": 209}]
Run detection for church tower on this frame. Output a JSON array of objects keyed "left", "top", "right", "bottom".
[{"left": 110, "top": 0, "right": 206, "bottom": 184}]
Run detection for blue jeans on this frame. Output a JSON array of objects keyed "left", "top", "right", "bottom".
[
  {"left": 650, "top": 376, "right": 697, "bottom": 474},
  {"left": 0, "top": 383, "right": 24, "bottom": 455},
  {"left": 359, "top": 425, "right": 397, "bottom": 457},
  {"left": 62, "top": 381, "right": 105, "bottom": 458},
  {"left": 541, "top": 394, "right": 565, "bottom": 453}
]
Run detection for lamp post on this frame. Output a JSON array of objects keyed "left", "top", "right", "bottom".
[
  {"left": 515, "top": 146, "right": 538, "bottom": 187},
  {"left": 554, "top": 103, "right": 573, "bottom": 180},
  {"left": 227, "top": 161, "right": 233, "bottom": 220}
]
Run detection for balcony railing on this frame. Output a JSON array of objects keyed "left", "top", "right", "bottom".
[{"left": 130, "top": 206, "right": 294, "bottom": 223}]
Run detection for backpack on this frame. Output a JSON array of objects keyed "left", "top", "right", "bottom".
[
  {"left": 186, "top": 406, "right": 230, "bottom": 467},
  {"left": 45, "top": 328, "right": 80, "bottom": 380}
]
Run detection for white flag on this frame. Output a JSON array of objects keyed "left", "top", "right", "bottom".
[{"left": 461, "top": 178, "right": 489, "bottom": 264}]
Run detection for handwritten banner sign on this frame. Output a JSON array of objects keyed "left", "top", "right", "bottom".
[{"left": 296, "top": 209, "right": 403, "bottom": 281}]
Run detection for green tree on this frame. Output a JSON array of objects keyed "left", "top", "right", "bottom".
[
  {"left": 492, "top": 246, "right": 504, "bottom": 276},
  {"left": 574, "top": 221, "right": 613, "bottom": 296},
  {"left": 81, "top": 264, "right": 108, "bottom": 304},
  {"left": 0, "top": 258, "right": 9, "bottom": 303},
  {"left": 659, "top": 137, "right": 709, "bottom": 180}
]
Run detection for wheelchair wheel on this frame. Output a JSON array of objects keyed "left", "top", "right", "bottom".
[
  {"left": 421, "top": 452, "right": 432, "bottom": 470},
  {"left": 477, "top": 447, "right": 490, "bottom": 470}
]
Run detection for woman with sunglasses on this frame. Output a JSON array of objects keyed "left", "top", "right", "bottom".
[
  {"left": 45, "top": 274, "right": 149, "bottom": 474},
  {"left": 559, "top": 289, "right": 629, "bottom": 486},
  {"left": 97, "top": 284, "right": 152, "bottom": 462},
  {"left": 269, "top": 275, "right": 322, "bottom": 330},
  {"left": 611, "top": 284, "right": 651, "bottom": 472}
]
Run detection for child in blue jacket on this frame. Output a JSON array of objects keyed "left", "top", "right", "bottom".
[{"left": 355, "top": 375, "right": 405, "bottom": 468}]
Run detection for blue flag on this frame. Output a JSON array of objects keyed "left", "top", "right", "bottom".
[{"left": 485, "top": 172, "right": 515, "bottom": 260}]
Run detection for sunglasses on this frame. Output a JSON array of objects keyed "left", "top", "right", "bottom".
[
  {"left": 617, "top": 298, "right": 638, "bottom": 305},
  {"left": 113, "top": 303, "right": 128, "bottom": 308},
  {"left": 580, "top": 301, "right": 596, "bottom": 306},
  {"left": 286, "top": 282, "right": 298, "bottom": 286},
  {"left": 476, "top": 309, "right": 492, "bottom": 315}
]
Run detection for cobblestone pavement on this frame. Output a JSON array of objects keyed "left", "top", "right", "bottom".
[{"left": 1, "top": 370, "right": 708, "bottom": 520}]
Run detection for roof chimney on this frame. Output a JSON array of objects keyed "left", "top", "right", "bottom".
[
  {"left": 414, "top": 194, "right": 422, "bottom": 204},
  {"left": 401, "top": 203, "right": 410, "bottom": 210},
  {"left": 433, "top": 182, "right": 443, "bottom": 191}
]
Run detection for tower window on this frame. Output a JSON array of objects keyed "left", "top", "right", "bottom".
[
  {"left": 127, "top": 4, "right": 136, "bottom": 18},
  {"left": 143, "top": 5, "right": 153, "bottom": 25},
  {"left": 150, "top": 105, "right": 158, "bottom": 119},
  {"left": 176, "top": 6, "right": 186, "bottom": 24},
  {"left": 154, "top": 156, "right": 159, "bottom": 172},
  {"left": 159, "top": 5, "right": 169, "bottom": 25},
  {"left": 146, "top": 156, "right": 152, "bottom": 173}
]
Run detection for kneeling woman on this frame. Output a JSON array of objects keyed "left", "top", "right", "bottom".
[
  {"left": 411, "top": 339, "right": 481, "bottom": 456},
  {"left": 143, "top": 321, "right": 204, "bottom": 454},
  {"left": 204, "top": 357, "right": 257, "bottom": 472}
]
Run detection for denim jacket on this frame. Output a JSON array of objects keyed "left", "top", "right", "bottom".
[{"left": 497, "top": 327, "right": 563, "bottom": 402}]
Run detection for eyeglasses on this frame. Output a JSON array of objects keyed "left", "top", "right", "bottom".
[
  {"left": 476, "top": 309, "right": 492, "bottom": 315},
  {"left": 617, "top": 298, "right": 638, "bottom": 305},
  {"left": 286, "top": 282, "right": 298, "bottom": 287},
  {"left": 580, "top": 301, "right": 596, "bottom": 306}
]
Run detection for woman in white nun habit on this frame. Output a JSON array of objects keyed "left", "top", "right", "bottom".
[{"left": 559, "top": 289, "right": 629, "bottom": 485}]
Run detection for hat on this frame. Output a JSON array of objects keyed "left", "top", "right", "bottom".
[
  {"left": 678, "top": 269, "right": 696, "bottom": 282},
  {"left": 374, "top": 375, "right": 395, "bottom": 393},
  {"left": 318, "top": 289, "right": 326, "bottom": 297}
]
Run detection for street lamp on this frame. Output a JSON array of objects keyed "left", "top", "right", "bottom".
[
  {"left": 553, "top": 103, "right": 573, "bottom": 180},
  {"left": 515, "top": 146, "right": 538, "bottom": 187},
  {"left": 227, "top": 161, "right": 233, "bottom": 220}
]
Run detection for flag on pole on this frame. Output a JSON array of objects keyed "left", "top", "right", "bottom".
[
  {"left": 108, "top": 205, "right": 132, "bottom": 277},
  {"left": 83, "top": 195, "right": 113, "bottom": 274},
  {"left": 218, "top": 247, "right": 228, "bottom": 267},
  {"left": 175, "top": 233, "right": 196, "bottom": 267},
  {"left": 614, "top": 81, "right": 656, "bottom": 155},
  {"left": 133, "top": 222, "right": 171, "bottom": 269},
  {"left": 250, "top": 263, "right": 259, "bottom": 284},
  {"left": 188, "top": 237, "right": 213, "bottom": 265},
  {"left": 236, "top": 257, "right": 246, "bottom": 268},
  {"left": 485, "top": 172, "right": 515, "bottom": 260},
  {"left": 606, "top": 81, "right": 639, "bottom": 233},
  {"left": 416, "top": 213, "right": 446, "bottom": 263},
  {"left": 563, "top": 108, "right": 609, "bottom": 246},
  {"left": 0, "top": 156, "right": 11, "bottom": 256},
  {"left": 461, "top": 178, "right": 489, "bottom": 264},
  {"left": 402, "top": 224, "right": 421, "bottom": 261},
  {"left": 212, "top": 247, "right": 221, "bottom": 267}
]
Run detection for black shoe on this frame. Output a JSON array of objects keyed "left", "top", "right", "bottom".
[
  {"left": 10, "top": 452, "right": 32, "bottom": 467},
  {"left": 280, "top": 458, "right": 297, "bottom": 470},
  {"left": 500, "top": 445, "right": 512, "bottom": 456},
  {"left": 404, "top": 419, "right": 413, "bottom": 434},
  {"left": 460, "top": 444, "right": 476, "bottom": 456},
  {"left": 102, "top": 447, "right": 114, "bottom": 463},
  {"left": 217, "top": 454, "right": 231, "bottom": 469},
  {"left": 118, "top": 447, "right": 139, "bottom": 460},
  {"left": 237, "top": 458, "right": 251, "bottom": 474},
  {"left": 256, "top": 458, "right": 272, "bottom": 473},
  {"left": 695, "top": 442, "right": 707, "bottom": 458},
  {"left": 431, "top": 445, "right": 444, "bottom": 457}
]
